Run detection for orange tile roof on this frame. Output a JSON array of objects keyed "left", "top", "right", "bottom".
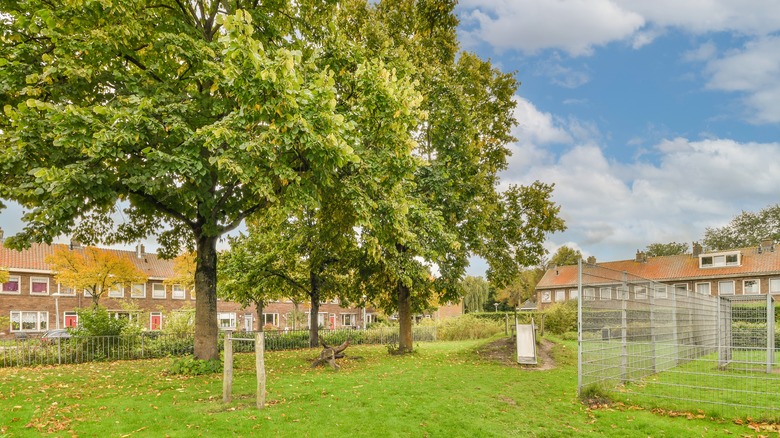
[
  {"left": 537, "top": 246, "right": 780, "bottom": 289},
  {"left": 0, "top": 241, "right": 175, "bottom": 279}
]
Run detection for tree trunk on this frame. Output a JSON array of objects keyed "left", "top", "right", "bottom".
[
  {"left": 308, "top": 271, "right": 321, "bottom": 348},
  {"left": 255, "top": 300, "right": 264, "bottom": 332},
  {"left": 194, "top": 234, "right": 220, "bottom": 361},
  {"left": 397, "top": 281, "right": 413, "bottom": 353}
]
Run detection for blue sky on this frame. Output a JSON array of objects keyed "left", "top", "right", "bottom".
[
  {"left": 2, "top": 1, "right": 780, "bottom": 278},
  {"left": 458, "top": 0, "right": 780, "bottom": 275}
]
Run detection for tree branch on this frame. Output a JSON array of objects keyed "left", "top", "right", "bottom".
[
  {"left": 123, "top": 54, "right": 163, "bottom": 83},
  {"left": 127, "top": 189, "right": 195, "bottom": 230},
  {"left": 219, "top": 200, "right": 268, "bottom": 234}
]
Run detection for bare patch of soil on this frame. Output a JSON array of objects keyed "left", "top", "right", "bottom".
[{"left": 475, "top": 337, "right": 556, "bottom": 370}]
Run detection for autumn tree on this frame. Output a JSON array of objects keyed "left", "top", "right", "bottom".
[
  {"left": 497, "top": 268, "right": 544, "bottom": 308},
  {"left": 461, "top": 276, "right": 490, "bottom": 313},
  {"left": 644, "top": 242, "right": 689, "bottom": 257},
  {"left": 0, "top": 1, "right": 422, "bottom": 359},
  {"left": 0, "top": 268, "right": 8, "bottom": 284},
  {"left": 703, "top": 204, "right": 780, "bottom": 251},
  {"left": 548, "top": 246, "right": 582, "bottom": 267},
  {"left": 164, "top": 251, "right": 196, "bottom": 295},
  {"left": 47, "top": 246, "right": 147, "bottom": 307}
]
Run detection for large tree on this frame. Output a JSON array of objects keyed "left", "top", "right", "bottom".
[
  {"left": 46, "top": 246, "right": 147, "bottom": 307},
  {"left": 644, "top": 242, "right": 689, "bottom": 257},
  {"left": 703, "top": 204, "right": 780, "bottom": 251},
  {"left": 0, "top": 1, "right": 419, "bottom": 359},
  {"left": 354, "top": 0, "right": 566, "bottom": 353},
  {"left": 461, "top": 276, "right": 490, "bottom": 313},
  {"left": 548, "top": 246, "right": 582, "bottom": 267}
]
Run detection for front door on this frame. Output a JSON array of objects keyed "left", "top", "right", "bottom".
[
  {"left": 150, "top": 313, "right": 162, "bottom": 331},
  {"left": 244, "top": 314, "right": 254, "bottom": 332},
  {"left": 329, "top": 314, "right": 336, "bottom": 329},
  {"left": 64, "top": 312, "right": 78, "bottom": 328}
]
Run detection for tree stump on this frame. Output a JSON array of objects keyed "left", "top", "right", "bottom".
[{"left": 311, "top": 337, "right": 350, "bottom": 370}]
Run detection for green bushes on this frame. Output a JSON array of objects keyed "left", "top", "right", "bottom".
[
  {"left": 168, "top": 356, "right": 222, "bottom": 375},
  {"left": 543, "top": 300, "right": 578, "bottom": 335},
  {"left": 437, "top": 314, "right": 502, "bottom": 341}
]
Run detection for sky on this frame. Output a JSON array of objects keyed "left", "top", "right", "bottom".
[
  {"left": 2, "top": 1, "right": 780, "bottom": 277},
  {"left": 458, "top": 0, "right": 780, "bottom": 275}
]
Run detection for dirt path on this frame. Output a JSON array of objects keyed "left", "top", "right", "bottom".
[{"left": 475, "top": 337, "right": 556, "bottom": 370}]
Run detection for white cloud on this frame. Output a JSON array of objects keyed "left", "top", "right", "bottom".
[
  {"left": 704, "top": 36, "right": 780, "bottom": 123},
  {"left": 621, "top": 0, "right": 780, "bottom": 35},
  {"left": 683, "top": 42, "right": 718, "bottom": 63},
  {"left": 459, "top": 0, "right": 644, "bottom": 56}
]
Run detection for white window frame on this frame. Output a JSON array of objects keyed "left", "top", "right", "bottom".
[
  {"left": 218, "top": 312, "right": 236, "bottom": 329},
  {"left": 263, "top": 313, "right": 279, "bottom": 327},
  {"left": 10, "top": 311, "right": 49, "bottom": 332},
  {"left": 695, "top": 282, "right": 711, "bottom": 296},
  {"left": 304, "top": 312, "right": 328, "bottom": 328},
  {"left": 654, "top": 285, "right": 668, "bottom": 299},
  {"left": 554, "top": 290, "right": 566, "bottom": 302},
  {"left": 172, "top": 284, "right": 186, "bottom": 300},
  {"left": 718, "top": 280, "right": 735, "bottom": 296},
  {"left": 674, "top": 283, "right": 688, "bottom": 297},
  {"left": 770, "top": 278, "right": 780, "bottom": 294},
  {"left": 365, "top": 313, "right": 377, "bottom": 325},
  {"left": 341, "top": 313, "right": 357, "bottom": 326},
  {"left": 30, "top": 277, "right": 50, "bottom": 296},
  {"left": 583, "top": 288, "right": 596, "bottom": 301},
  {"left": 152, "top": 283, "right": 166, "bottom": 299},
  {"left": 108, "top": 284, "right": 124, "bottom": 298},
  {"left": 634, "top": 285, "right": 648, "bottom": 300},
  {"left": 700, "top": 251, "right": 741, "bottom": 268},
  {"left": 569, "top": 289, "right": 579, "bottom": 300},
  {"left": 150, "top": 312, "right": 163, "bottom": 331},
  {"left": 131, "top": 283, "right": 146, "bottom": 298},
  {"left": 2, "top": 275, "right": 21, "bottom": 294},
  {"left": 599, "top": 287, "right": 611, "bottom": 301},
  {"left": 110, "top": 311, "right": 139, "bottom": 322},
  {"left": 743, "top": 279, "right": 760, "bottom": 294},
  {"left": 58, "top": 283, "right": 77, "bottom": 296},
  {"left": 541, "top": 291, "right": 551, "bottom": 303}
]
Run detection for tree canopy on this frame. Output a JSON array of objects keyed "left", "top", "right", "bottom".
[
  {"left": 703, "top": 204, "right": 780, "bottom": 251},
  {"left": 548, "top": 246, "right": 582, "bottom": 267},
  {"left": 496, "top": 268, "right": 544, "bottom": 308},
  {"left": 461, "top": 276, "right": 491, "bottom": 313},
  {"left": 46, "top": 246, "right": 147, "bottom": 306},
  {"left": 644, "top": 242, "right": 689, "bottom": 257},
  {"left": 0, "top": 0, "right": 422, "bottom": 359}
]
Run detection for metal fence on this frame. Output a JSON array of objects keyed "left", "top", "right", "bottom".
[
  {"left": 578, "top": 261, "right": 780, "bottom": 420},
  {"left": 0, "top": 326, "right": 437, "bottom": 368}
]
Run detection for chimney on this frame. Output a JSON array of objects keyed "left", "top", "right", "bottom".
[
  {"left": 692, "top": 242, "right": 702, "bottom": 257},
  {"left": 136, "top": 244, "right": 145, "bottom": 258},
  {"left": 586, "top": 256, "right": 596, "bottom": 264},
  {"left": 635, "top": 250, "right": 647, "bottom": 263},
  {"left": 759, "top": 238, "right": 774, "bottom": 253}
]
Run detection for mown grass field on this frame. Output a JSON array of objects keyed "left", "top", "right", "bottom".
[{"left": 0, "top": 336, "right": 768, "bottom": 437}]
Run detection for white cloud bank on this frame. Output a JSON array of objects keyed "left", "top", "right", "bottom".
[{"left": 503, "top": 98, "right": 780, "bottom": 261}]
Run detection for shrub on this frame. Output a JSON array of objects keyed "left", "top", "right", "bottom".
[
  {"left": 73, "top": 306, "right": 127, "bottom": 337},
  {"left": 543, "top": 300, "right": 577, "bottom": 335},
  {"left": 437, "top": 314, "right": 502, "bottom": 341},
  {"left": 163, "top": 307, "right": 195, "bottom": 337},
  {"left": 168, "top": 356, "right": 222, "bottom": 375}
]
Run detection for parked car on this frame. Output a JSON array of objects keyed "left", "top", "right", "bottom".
[{"left": 40, "top": 329, "right": 71, "bottom": 343}]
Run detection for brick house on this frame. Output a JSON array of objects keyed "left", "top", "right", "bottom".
[
  {"left": 535, "top": 241, "right": 780, "bottom": 310},
  {"left": 0, "top": 236, "right": 461, "bottom": 337}
]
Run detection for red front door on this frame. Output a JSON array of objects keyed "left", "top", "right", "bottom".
[
  {"left": 151, "top": 314, "right": 162, "bottom": 331},
  {"left": 64, "top": 314, "right": 78, "bottom": 328}
]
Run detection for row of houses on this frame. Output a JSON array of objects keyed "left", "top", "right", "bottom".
[
  {"left": 0, "top": 234, "right": 462, "bottom": 338},
  {"left": 535, "top": 240, "right": 780, "bottom": 308}
]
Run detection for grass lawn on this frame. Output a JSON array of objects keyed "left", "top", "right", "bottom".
[{"left": 0, "top": 336, "right": 766, "bottom": 437}]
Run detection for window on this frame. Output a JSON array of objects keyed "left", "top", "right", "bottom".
[
  {"left": 654, "top": 285, "right": 668, "bottom": 299},
  {"left": 30, "top": 277, "right": 49, "bottom": 295},
  {"left": 131, "top": 283, "right": 146, "bottom": 298},
  {"left": 770, "top": 278, "right": 780, "bottom": 294},
  {"left": 743, "top": 279, "right": 760, "bottom": 294},
  {"left": 674, "top": 284, "right": 688, "bottom": 296},
  {"left": 634, "top": 285, "right": 648, "bottom": 300},
  {"left": 341, "top": 314, "right": 357, "bottom": 326},
  {"left": 555, "top": 290, "right": 566, "bottom": 302},
  {"left": 696, "top": 282, "right": 711, "bottom": 295},
  {"left": 110, "top": 311, "right": 138, "bottom": 322},
  {"left": 152, "top": 283, "right": 166, "bottom": 299},
  {"left": 10, "top": 311, "right": 48, "bottom": 332},
  {"left": 218, "top": 312, "right": 236, "bottom": 329},
  {"left": 2, "top": 276, "right": 20, "bottom": 294},
  {"left": 263, "top": 313, "right": 279, "bottom": 327},
  {"left": 583, "top": 288, "right": 596, "bottom": 301},
  {"left": 365, "top": 313, "right": 377, "bottom": 325},
  {"left": 700, "top": 252, "right": 740, "bottom": 268},
  {"left": 541, "top": 291, "right": 551, "bottom": 303},
  {"left": 615, "top": 286, "right": 629, "bottom": 300},
  {"left": 718, "top": 281, "right": 735, "bottom": 295},
  {"left": 569, "top": 289, "right": 579, "bottom": 300},
  {"left": 599, "top": 287, "right": 611, "bottom": 300},
  {"left": 172, "top": 284, "right": 185, "bottom": 300},
  {"left": 304, "top": 312, "right": 328, "bottom": 328},
  {"left": 58, "top": 283, "right": 76, "bottom": 296},
  {"left": 108, "top": 284, "right": 124, "bottom": 298},
  {"left": 83, "top": 287, "right": 97, "bottom": 298}
]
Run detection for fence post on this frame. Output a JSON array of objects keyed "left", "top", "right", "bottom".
[
  {"left": 223, "top": 330, "right": 233, "bottom": 403},
  {"left": 256, "top": 332, "right": 266, "bottom": 409},
  {"left": 505, "top": 313, "right": 509, "bottom": 335},
  {"left": 621, "top": 272, "right": 628, "bottom": 384},
  {"left": 768, "top": 293, "right": 775, "bottom": 373}
]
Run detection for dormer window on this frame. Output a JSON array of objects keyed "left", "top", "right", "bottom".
[{"left": 700, "top": 251, "right": 740, "bottom": 268}]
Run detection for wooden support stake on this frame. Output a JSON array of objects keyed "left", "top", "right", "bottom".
[
  {"left": 256, "top": 332, "right": 266, "bottom": 409},
  {"left": 223, "top": 331, "right": 233, "bottom": 403}
]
